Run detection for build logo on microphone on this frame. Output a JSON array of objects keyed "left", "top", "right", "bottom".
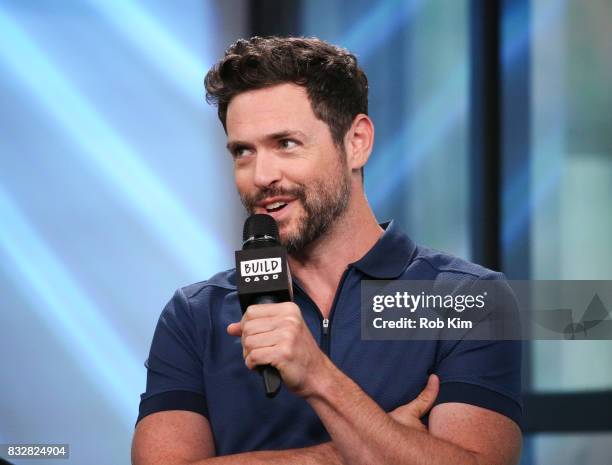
[{"left": 239, "top": 257, "right": 282, "bottom": 282}]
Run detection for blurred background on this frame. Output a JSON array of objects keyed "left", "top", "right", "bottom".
[{"left": 0, "top": 0, "right": 610, "bottom": 464}]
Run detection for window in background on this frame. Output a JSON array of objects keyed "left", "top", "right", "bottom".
[
  {"left": 528, "top": 0, "right": 612, "bottom": 395},
  {"left": 302, "top": 0, "right": 471, "bottom": 259},
  {"left": 503, "top": 0, "right": 612, "bottom": 463}
]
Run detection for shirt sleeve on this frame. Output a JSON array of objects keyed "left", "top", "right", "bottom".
[
  {"left": 136, "top": 288, "right": 208, "bottom": 425},
  {"left": 434, "top": 339, "right": 523, "bottom": 427},
  {"left": 433, "top": 274, "right": 523, "bottom": 428}
]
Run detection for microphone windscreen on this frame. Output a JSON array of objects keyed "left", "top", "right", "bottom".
[{"left": 243, "top": 214, "right": 280, "bottom": 243}]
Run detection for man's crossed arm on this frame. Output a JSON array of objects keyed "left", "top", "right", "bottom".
[
  {"left": 132, "top": 303, "right": 521, "bottom": 465},
  {"left": 132, "top": 374, "right": 448, "bottom": 465}
]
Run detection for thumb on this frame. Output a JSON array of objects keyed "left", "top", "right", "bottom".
[
  {"left": 410, "top": 374, "right": 440, "bottom": 418},
  {"left": 227, "top": 322, "right": 242, "bottom": 337}
]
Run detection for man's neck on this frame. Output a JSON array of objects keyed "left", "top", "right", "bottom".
[{"left": 288, "top": 195, "right": 383, "bottom": 318}]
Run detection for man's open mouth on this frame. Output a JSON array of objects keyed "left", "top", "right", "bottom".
[{"left": 265, "top": 201, "right": 288, "bottom": 213}]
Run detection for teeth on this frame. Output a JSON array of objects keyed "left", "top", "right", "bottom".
[{"left": 265, "top": 201, "right": 287, "bottom": 211}]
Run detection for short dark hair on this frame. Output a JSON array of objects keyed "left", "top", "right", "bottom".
[{"left": 204, "top": 36, "right": 368, "bottom": 148}]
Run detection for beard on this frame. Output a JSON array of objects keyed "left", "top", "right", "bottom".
[{"left": 240, "top": 164, "right": 351, "bottom": 254}]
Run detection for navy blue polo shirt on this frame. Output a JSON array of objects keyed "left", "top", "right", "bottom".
[{"left": 137, "top": 221, "right": 522, "bottom": 455}]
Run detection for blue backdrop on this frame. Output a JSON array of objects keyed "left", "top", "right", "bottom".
[{"left": 0, "top": 1, "right": 244, "bottom": 463}]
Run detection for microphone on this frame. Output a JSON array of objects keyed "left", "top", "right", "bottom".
[{"left": 235, "top": 214, "right": 293, "bottom": 397}]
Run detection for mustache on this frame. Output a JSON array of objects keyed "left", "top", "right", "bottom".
[{"left": 240, "top": 185, "right": 306, "bottom": 210}]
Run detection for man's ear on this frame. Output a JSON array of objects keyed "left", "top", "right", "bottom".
[{"left": 344, "top": 114, "right": 375, "bottom": 171}]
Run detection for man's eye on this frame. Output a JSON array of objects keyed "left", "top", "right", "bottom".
[
  {"left": 233, "top": 147, "right": 252, "bottom": 158},
  {"left": 279, "top": 139, "right": 298, "bottom": 150}
]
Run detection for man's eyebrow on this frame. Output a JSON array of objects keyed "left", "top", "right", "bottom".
[
  {"left": 265, "top": 130, "right": 307, "bottom": 140},
  {"left": 226, "top": 130, "right": 307, "bottom": 152},
  {"left": 226, "top": 140, "right": 252, "bottom": 152}
]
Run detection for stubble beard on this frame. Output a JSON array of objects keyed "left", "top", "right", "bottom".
[{"left": 240, "top": 163, "right": 352, "bottom": 255}]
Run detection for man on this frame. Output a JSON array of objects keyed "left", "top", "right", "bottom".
[{"left": 132, "top": 37, "right": 522, "bottom": 465}]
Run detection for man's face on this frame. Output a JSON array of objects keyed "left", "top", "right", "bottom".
[{"left": 226, "top": 83, "right": 351, "bottom": 254}]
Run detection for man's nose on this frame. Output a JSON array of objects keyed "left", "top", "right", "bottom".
[{"left": 252, "top": 150, "right": 282, "bottom": 189}]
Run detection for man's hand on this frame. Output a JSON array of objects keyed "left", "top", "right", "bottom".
[
  {"left": 227, "top": 302, "right": 330, "bottom": 397},
  {"left": 227, "top": 303, "right": 441, "bottom": 425},
  {"left": 389, "top": 374, "right": 439, "bottom": 432}
]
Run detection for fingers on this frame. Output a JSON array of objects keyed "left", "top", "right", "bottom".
[
  {"left": 227, "top": 313, "right": 294, "bottom": 338},
  {"left": 412, "top": 374, "right": 440, "bottom": 417},
  {"left": 243, "top": 303, "right": 301, "bottom": 322},
  {"left": 226, "top": 302, "right": 317, "bottom": 393},
  {"left": 228, "top": 303, "right": 302, "bottom": 338},
  {"left": 228, "top": 312, "right": 297, "bottom": 364},
  {"left": 242, "top": 330, "right": 286, "bottom": 358},
  {"left": 227, "top": 322, "right": 242, "bottom": 336},
  {"left": 242, "top": 317, "right": 283, "bottom": 337},
  {"left": 388, "top": 374, "right": 440, "bottom": 430},
  {"left": 244, "top": 345, "right": 284, "bottom": 370}
]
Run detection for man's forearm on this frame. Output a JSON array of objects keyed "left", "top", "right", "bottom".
[
  {"left": 188, "top": 441, "right": 343, "bottom": 465},
  {"left": 306, "top": 359, "right": 480, "bottom": 465}
]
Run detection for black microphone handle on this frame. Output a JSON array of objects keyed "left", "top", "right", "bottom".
[{"left": 252, "top": 294, "right": 283, "bottom": 397}]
